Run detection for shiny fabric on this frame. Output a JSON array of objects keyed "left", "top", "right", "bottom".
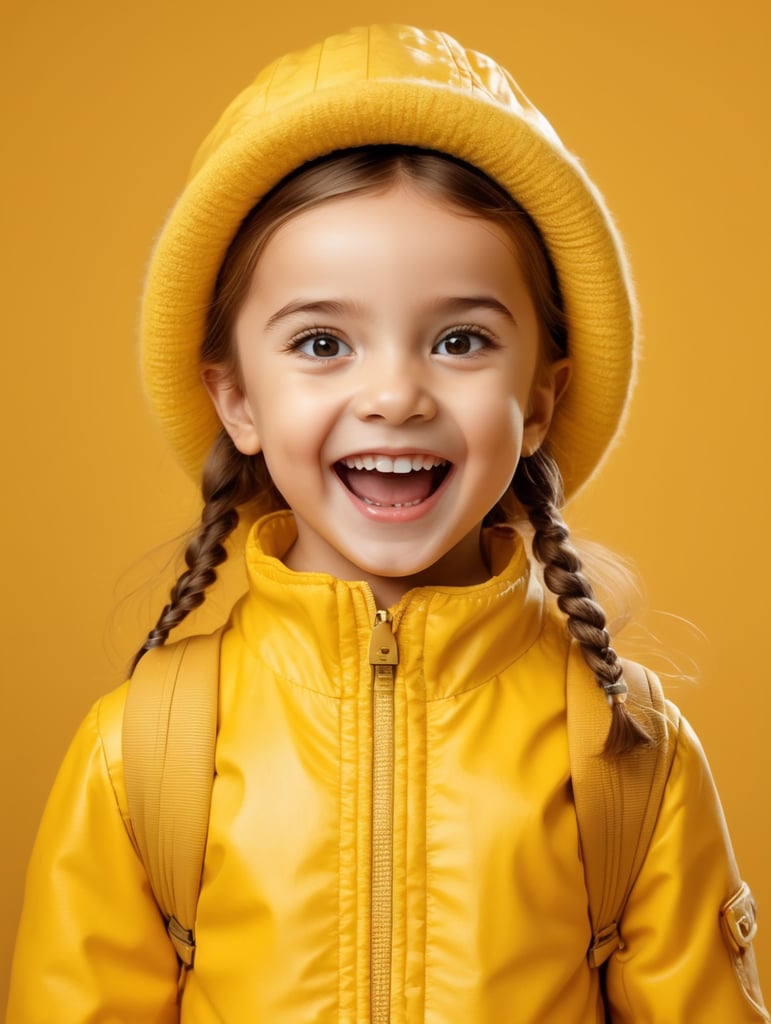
[{"left": 7, "top": 511, "right": 768, "bottom": 1022}]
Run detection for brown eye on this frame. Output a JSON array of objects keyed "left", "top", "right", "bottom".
[
  {"left": 434, "top": 331, "right": 485, "bottom": 356},
  {"left": 311, "top": 336, "right": 340, "bottom": 357},
  {"left": 295, "top": 334, "right": 352, "bottom": 358}
]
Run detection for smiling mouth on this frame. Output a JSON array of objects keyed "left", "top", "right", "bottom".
[{"left": 335, "top": 454, "right": 450, "bottom": 508}]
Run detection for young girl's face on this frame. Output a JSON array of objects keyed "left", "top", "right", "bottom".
[{"left": 207, "top": 183, "right": 564, "bottom": 606}]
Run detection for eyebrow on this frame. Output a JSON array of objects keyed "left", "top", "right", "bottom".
[
  {"left": 431, "top": 296, "right": 518, "bottom": 325},
  {"left": 263, "top": 294, "right": 518, "bottom": 330},
  {"left": 264, "top": 300, "right": 353, "bottom": 330}
]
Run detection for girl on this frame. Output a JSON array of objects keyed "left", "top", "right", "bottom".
[{"left": 7, "top": 24, "right": 768, "bottom": 1023}]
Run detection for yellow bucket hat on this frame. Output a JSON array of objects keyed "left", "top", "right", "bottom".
[{"left": 141, "top": 24, "right": 636, "bottom": 499}]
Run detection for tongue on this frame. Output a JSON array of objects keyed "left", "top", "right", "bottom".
[{"left": 340, "top": 467, "right": 436, "bottom": 506}]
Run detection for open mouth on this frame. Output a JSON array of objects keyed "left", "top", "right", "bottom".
[{"left": 335, "top": 454, "right": 451, "bottom": 509}]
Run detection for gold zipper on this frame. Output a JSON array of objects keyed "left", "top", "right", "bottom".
[{"left": 369, "top": 610, "right": 398, "bottom": 1024}]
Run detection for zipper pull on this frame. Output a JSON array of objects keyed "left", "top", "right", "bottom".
[{"left": 369, "top": 610, "right": 398, "bottom": 690}]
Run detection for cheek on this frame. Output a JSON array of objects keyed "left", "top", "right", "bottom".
[
  {"left": 249, "top": 383, "right": 336, "bottom": 469},
  {"left": 462, "top": 389, "right": 526, "bottom": 452},
  {"left": 465, "top": 404, "right": 527, "bottom": 499}
]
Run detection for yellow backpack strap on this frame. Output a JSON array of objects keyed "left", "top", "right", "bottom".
[
  {"left": 122, "top": 628, "right": 223, "bottom": 966},
  {"left": 567, "top": 643, "right": 680, "bottom": 968}
]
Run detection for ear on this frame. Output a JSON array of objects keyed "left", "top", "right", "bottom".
[
  {"left": 201, "top": 366, "right": 261, "bottom": 455},
  {"left": 522, "top": 358, "right": 572, "bottom": 456}
]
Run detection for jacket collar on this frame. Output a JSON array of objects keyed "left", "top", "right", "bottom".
[{"left": 232, "top": 511, "right": 546, "bottom": 701}]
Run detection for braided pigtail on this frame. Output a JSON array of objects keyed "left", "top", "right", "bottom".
[
  {"left": 130, "top": 430, "right": 265, "bottom": 672},
  {"left": 513, "top": 449, "right": 653, "bottom": 755}
]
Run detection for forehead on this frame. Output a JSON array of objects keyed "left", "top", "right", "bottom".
[{"left": 248, "top": 184, "right": 527, "bottom": 300}]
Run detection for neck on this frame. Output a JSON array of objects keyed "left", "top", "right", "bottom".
[{"left": 283, "top": 525, "right": 492, "bottom": 610}]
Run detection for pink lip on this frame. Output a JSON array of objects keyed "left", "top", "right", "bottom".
[{"left": 335, "top": 462, "right": 454, "bottom": 523}]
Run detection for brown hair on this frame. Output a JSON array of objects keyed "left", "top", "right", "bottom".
[{"left": 132, "top": 147, "right": 650, "bottom": 754}]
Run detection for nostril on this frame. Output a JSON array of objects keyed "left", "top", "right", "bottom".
[{"left": 353, "top": 386, "right": 437, "bottom": 424}]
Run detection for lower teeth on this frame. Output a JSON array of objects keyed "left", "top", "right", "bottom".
[{"left": 362, "top": 496, "right": 422, "bottom": 509}]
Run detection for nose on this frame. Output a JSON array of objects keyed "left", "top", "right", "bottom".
[{"left": 351, "top": 356, "right": 438, "bottom": 424}]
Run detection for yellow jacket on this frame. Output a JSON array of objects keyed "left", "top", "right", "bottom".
[{"left": 7, "top": 512, "right": 768, "bottom": 1022}]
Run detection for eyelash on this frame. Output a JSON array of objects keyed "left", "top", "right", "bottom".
[
  {"left": 284, "top": 323, "right": 498, "bottom": 359},
  {"left": 433, "top": 324, "right": 497, "bottom": 356},
  {"left": 285, "top": 327, "right": 351, "bottom": 359}
]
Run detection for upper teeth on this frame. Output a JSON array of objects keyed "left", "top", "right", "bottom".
[{"left": 341, "top": 454, "right": 447, "bottom": 474}]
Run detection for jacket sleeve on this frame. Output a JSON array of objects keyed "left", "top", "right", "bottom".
[
  {"left": 605, "top": 713, "right": 769, "bottom": 1022},
  {"left": 6, "top": 687, "right": 180, "bottom": 1024}
]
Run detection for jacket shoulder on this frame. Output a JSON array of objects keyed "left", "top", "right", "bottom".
[{"left": 94, "top": 681, "right": 133, "bottom": 839}]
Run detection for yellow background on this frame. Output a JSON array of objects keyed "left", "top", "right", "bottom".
[{"left": 2, "top": 0, "right": 769, "bottom": 1005}]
